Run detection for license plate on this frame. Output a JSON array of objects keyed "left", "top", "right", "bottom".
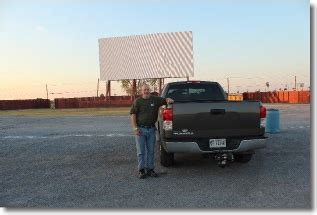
[{"left": 209, "top": 139, "right": 226, "bottom": 148}]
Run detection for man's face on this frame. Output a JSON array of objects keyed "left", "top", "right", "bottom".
[{"left": 141, "top": 85, "right": 150, "bottom": 99}]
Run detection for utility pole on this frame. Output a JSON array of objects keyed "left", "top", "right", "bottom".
[
  {"left": 227, "top": 78, "right": 230, "bottom": 95},
  {"left": 295, "top": 76, "right": 297, "bottom": 91},
  {"left": 131, "top": 79, "right": 136, "bottom": 101},
  {"left": 97, "top": 78, "right": 100, "bottom": 97},
  {"left": 159, "top": 78, "right": 162, "bottom": 95},
  {"left": 46, "top": 84, "right": 48, "bottom": 100}
]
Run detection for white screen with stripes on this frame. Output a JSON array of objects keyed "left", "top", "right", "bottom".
[{"left": 98, "top": 31, "right": 194, "bottom": 80}]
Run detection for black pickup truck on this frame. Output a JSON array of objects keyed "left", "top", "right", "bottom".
[{"left": 157, "top": 81, "right": 267, "bottom": 167}]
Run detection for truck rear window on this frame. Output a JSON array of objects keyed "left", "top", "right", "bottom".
[{"left": 166, "top": 83, "right": 226, "bottom": 101}]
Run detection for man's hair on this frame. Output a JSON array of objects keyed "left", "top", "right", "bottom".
[{"left": 141, "top": 84, "right": 150, "bottom": 90}]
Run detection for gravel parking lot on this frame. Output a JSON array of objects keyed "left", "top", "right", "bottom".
[{"left": 0, "top": 104, "right": 311, "bottom": 208}]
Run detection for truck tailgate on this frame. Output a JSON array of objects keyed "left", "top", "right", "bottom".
[{"left": 171, "top": 101, "right": 264, "bottom": 138}]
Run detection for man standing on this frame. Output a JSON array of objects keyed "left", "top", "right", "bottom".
[{"left": 130, "top": 84, "right": 174, "bottom": 179}]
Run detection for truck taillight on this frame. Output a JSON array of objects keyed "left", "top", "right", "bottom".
[
  {"left": 260, "top": 105, "right": 266, "bottom": 128},
  {"left": 163, "top": 108, "right": 173, "bottom": 121},
  {"left": 260, "top": 105, "right": 267, "bottom": 119},
  {"left": 163, "top": 108, "right": 173, "bottom": 130}
]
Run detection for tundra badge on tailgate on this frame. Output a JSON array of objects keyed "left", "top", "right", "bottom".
[{"left": 173, "top": 129, "right": 194, "bottom": 135}]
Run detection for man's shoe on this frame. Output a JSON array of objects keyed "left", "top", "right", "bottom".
[
  {"left": 138, "top": 169, "right": 146, "bottom": 179},
  {"left": 147, "top": 169, "right": 158, "bottom": 177}
]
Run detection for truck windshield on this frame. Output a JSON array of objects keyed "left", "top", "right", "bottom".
[{"left": 166, "top": 83, "right": 226, "bottom": 102}]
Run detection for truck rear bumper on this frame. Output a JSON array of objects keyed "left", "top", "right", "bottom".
[{"left": 164, "top": 138, "right": 267, "bottom": 153}]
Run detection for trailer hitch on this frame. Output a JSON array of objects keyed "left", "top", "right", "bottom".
[{"left": 214, "top": 153, "right": 234, "bottom": 168}]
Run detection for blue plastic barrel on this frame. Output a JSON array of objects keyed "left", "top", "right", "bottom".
[{"left": 265, "top": 109, "right": 280, "bottom": 133}]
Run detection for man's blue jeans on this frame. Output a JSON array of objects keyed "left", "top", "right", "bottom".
[{"left": 135, "top": 127, "right": 156, "bottom": 171}]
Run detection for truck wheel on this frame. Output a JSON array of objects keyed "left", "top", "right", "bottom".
[
  {"left": 160, "top": 144, "right": 174, "bottom": 167},
  {"left": 235, "top": 154, "right": 253, "bottom": 163}
]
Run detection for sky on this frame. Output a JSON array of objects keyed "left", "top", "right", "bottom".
[{"left": 0, "top": 0, "right": 310, "bottom": 99}]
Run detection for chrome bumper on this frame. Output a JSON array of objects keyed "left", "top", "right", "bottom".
[{"left": 164, "top": 138, "right": 267, "bottom": 153}]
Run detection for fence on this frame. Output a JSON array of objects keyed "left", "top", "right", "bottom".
[
  {"left": 54, "top": 96, "right": 133, "bottom": 109},
  {"left": 0, "top": 99, "right": 50, "bottom": 110},
  {"left": 242, "top": 91, "right": 310, "bottom": 104},
  {"left": 1, "top": 91, "right": 310, "bottom": 110}
]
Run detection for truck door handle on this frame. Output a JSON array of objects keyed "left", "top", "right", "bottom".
[{"left": 210, "top": 109, "right": 226, "bottom": 115}]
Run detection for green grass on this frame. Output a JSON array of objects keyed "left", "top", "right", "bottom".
[{"left": 0, "top": 107, "right": 131, "bottom": 117}]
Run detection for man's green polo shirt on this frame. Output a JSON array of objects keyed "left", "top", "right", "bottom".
[{"left": 130, "top": 96, "right": 167, "bottom": 127}]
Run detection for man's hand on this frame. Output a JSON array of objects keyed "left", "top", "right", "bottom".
[
  {"left": 166, "top": 98, "right": 174, "bottom": 104},
  {"left": 134, "top": 127, "right": 141, "bottom": 136}
]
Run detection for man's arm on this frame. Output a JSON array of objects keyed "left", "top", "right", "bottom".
[
  {"left": 130, "top": 99, "right": 141, "bottom": 136},
  {"left": 156, "top": 96, "right": 174, "bottom": 107},
  {"left": 130, "top": 114, "right": 138, "bottom": 129},
  {"left": 130, "top": 114, "right": 140, "bottom": 136}
]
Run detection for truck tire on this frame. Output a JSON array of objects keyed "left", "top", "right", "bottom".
[
  {"left": 160, "top": 144, "right": 174, "bottom": 167},
  {"left": 235, "top": 154, "right": 253, "bottom": 163}
]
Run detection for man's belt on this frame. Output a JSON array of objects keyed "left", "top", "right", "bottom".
[{"left": 138, "top": 125, "right": 155, "bottom": 128}]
